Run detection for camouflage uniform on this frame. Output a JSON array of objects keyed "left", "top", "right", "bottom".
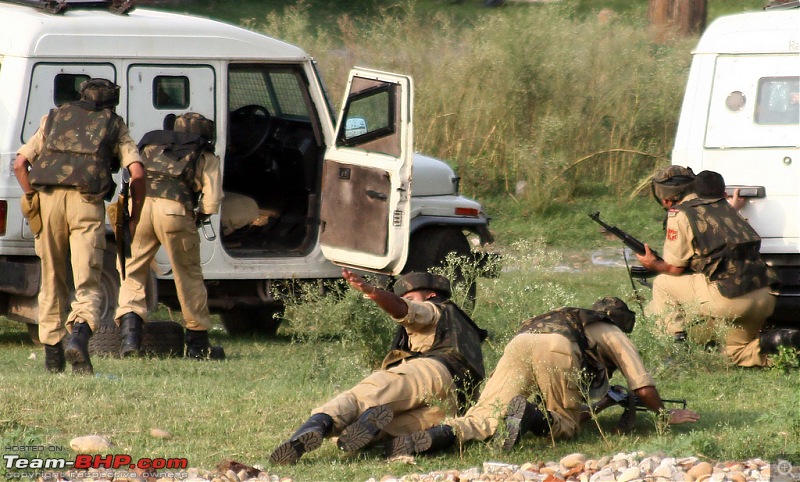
[
  {"left": 312, "top": 297, "right": 486, "bottom": 436},
  {"left": 646, "top": 193, "right": 778, "bottom": 367},
  {"left": 445, "top": 308, "right": 654, "bottom": 441},
  {"left": 115, "top": 128, "right": 221, "bottom": 332},
  {"left": 17, "top": 103, "right": 140, "bottom": 347}
]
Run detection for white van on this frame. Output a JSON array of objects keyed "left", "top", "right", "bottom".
[
  {"left": 671, "top": 5, "right": 799, "bottom": 321},
  {"left": 0, "top": 0, "right": 494, "bottom": 336}
]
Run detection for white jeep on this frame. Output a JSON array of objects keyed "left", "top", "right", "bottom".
[
  {"left": 671, "top": 5, "right": 799, "bottom": 322},
  {"left": 0, "top": 0, "right": 494, "bottom": 337}
]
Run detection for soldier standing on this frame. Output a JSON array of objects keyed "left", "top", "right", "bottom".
[
  {"left": 386, "top": 298, "right": 700, "bottom": 458},
  {"left": 269, "top": 268, "right": 487, "bottom": 465},
  {"left": 14, "top": 78, "right": 145, "bottom": 374},
  {"left": 637, "top": 166, "right": 798, "bottom": 367},
  {"left": 114, "top": 113, "right": 224, "bottom": 360}
]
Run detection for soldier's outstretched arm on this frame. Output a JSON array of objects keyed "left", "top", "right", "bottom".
[
  {"left": 342, "top": 268, "right": 408, "bottom": 319},
  {"left": 633, "top": 386, "right": 699, "bottom": 425}
]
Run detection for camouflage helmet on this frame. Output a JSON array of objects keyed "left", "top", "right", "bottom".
[
  {"left": 652, "top": 165, "right": 695, "bottom": 202},
  {"left": 393, "top": 272, "right": 451, "bottom": 298},
  {"left": 591, "top": 296, "right": 636, "bottom": 333},
  {"left": 79, "top": 78, "right": 120, "bottom": 108},
  {"left": 174, "top": 112, "right": 215, "bottom": 142}
]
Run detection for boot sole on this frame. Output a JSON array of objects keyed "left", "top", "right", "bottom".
[
  {"left": 269, "top": 430, "right": 323, "bottom": 465},
  {"left": 65, "top": 342, "right": 93, "bottom": 375},
  {"left": 501, "top": 395, "right": 527, "bottom": 452},
  {"left": 384, "top": 431, "right": 432, "bottom": 459},
  {"left": 337, "top": 405, "right": 393, "bottom": 452}
]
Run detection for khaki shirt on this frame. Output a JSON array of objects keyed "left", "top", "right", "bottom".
[
  {"left": 662, "top": 193, "right": 698, "bottom": 268},
  {"left": 584, "top": 322, "right": 655, "bottom": 391},
  {"left": 193, "top": 150, "right": 222, "bottom": 215},
  {"left": 391, "top": 299, "right": 441, "bottom": 353},
  {"left": 18, "top": 113, "right": 141, "bottom": 169}
]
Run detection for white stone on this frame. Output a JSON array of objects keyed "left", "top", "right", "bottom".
[
  {"left": 590, "top": 467, "right": 616, "bottom": 482},
  {"left": 69, "top": 435, "right": 112, "bottom": 453},
  {"left": 561, "top": 453, "right": 588, "bottom": 469},
  {"left": 618, "top": 467, "right": 641, "bottom": 482}
]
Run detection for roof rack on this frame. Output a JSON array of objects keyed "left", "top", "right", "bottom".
[
  {"left": 764, "top": 0, "right": 800, "bottom": 9},
  {"left": 1, "top": 0, "right": 134, "bottom": 14}
]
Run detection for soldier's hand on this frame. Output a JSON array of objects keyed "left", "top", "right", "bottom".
[
  {"left": 342, "top": 268, "right": 377, "bottom": 297},
  {"left": 668, "top": 408, "right": 700, "bottom": 425},
  {"left": 195, "top": 211, "right": 211, "bottom": 225},
  {"left": 636, "top": 244, "right": 658, "bottom": 269},
  {"left": 727, "top": 188, "right": 746, "bottom": 211}
]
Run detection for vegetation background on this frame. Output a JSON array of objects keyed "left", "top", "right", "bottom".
[{"left": 1, "top": 1, "right": 798, "bottom": 481}]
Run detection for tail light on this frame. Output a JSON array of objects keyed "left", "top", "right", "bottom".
[
  {"left": 0, "top": 201, "right": 7, "bottom": 235},
  {"left": 455, "top": 207, "right": 479, "bottom": 217}
]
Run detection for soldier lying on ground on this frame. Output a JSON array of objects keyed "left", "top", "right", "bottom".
[
  {"left": 637, "top": 166, "right": 800, "bottom": 367},
  {"left": 385, "top": 298, "right": 700, "bottom": 458},
  {"left": 269, "top": 268, "right": 487, "bottom": 465}
]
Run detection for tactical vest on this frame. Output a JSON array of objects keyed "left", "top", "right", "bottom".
[
  {"left": 139, "top": 130, "right": 208, "bottom": 210},
  {"left": 675, "top": 198, "right": 776, "bottom": 298},
  {"left": 30, "top": 102, "right": 118, "bottom": 199},
  {"left": 517, "top": 308, "right": 618, "bottom": 397},
  {"left": 382, "top": 299, "right": 488, "bottom": 404}
]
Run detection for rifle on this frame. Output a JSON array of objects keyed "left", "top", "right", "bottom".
[
  {"left": 588, "top": 211, "right": 660, "bottom": 279},
  {"left": 115, "top": 167, "right": 133, "bottom": 280},
  {"left": 603, "top": 385, "right": 687, "bottom": 433},
  {"left": 606, "top": 385, "right": 687, "bottom": 412}
]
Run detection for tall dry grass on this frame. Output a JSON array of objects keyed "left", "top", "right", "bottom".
[{"left": 256, "top": 2, "right": 696, "bottom": 210}]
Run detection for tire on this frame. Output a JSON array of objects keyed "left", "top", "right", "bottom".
[
  {"left": 88, "top": 321, "right": 124, "bottom": 356},
  {"left": 404, "top": 227, "right": 477, "bottom": 307},
  {"left": 221, "top": 306, "right": 283, "bottom": 337},
  {"left": 141, "top": 320, "right": 185, "bottom": 357}
]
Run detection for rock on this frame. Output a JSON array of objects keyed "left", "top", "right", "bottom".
[
  {"left": 561, "top": 454, "right": 588, "bottom": 469},
  {"left": 694, "top": 475, "right": 710, "bottom": 482},
  {"left": 598, "top": 457, "right": 612, "bottom": 467},
  {"left": 639, "top": 457, "right": 658, "bottom": 475},
  {"left": 225, "top": 469, "right": 240, "bottom": 482},
  {"left": 69, "top": 435, "right": 112, "bottom": 453},
  {"left": 618, "top": 467, "right": 641, "bottom": 482},
  {"left": 590, "top": 467, "right": 616, "bottom": 482},
  {"left": 149, "top": 428, "right": 172, "bottom": 439},
  {"left": 380, "top": 476, "right": 400, "bottom": 482},
  {"left": 652, "top": 465, "right": 674, "bottom": 479},
  {"left": 687, "top": 462, "right": 713, "bottom": 480},
  {"left": 728, "top": 472, "right": 746, "bottom": 482}
]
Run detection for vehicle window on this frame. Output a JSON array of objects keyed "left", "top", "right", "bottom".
[
  {"left": 153, "top": 76, "right": 190, "bottom": 109},
  {"left": 228, "top": 65, "right": 311, "bottom": 121},
  {"left": 755, "top": 76, "right": 800, "bottom": 125},
  {"left": 335, "top": 77, "right": 401, "bottom": 157},
  {"left": 54, "top": 73, "right": 90, "bottom": 105}
]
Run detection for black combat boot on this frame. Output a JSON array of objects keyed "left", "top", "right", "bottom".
[
  {"left": 384, "top": 424, "right": 456, "bottom": 459},
  {"left": 64, "top": 322, "right": 93, "bottom": 375},
  {"left": 759, "top": 328, "right": 800, "bottom": 354},
  {"left": 337, "top": 405, "right": 394, "bottom": 452},
  {"left": 185, "top": 329, "right": 225, "bottom": 360},
  {"left": 44, "top": 341, "right": 66, "bottom": 373},
  {"left": 119, "top": 312, "right": 143, "bottom": 358},
  {"left": 500, "top": 395, "right": 552, "bottom": 451},
  {"left": 269, "top": 413, "right": 334, "bottom": 465}
]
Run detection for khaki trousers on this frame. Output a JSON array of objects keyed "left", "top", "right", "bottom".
[
  {"left": 312, "top": 357, "right": 457, "bottom": 437},
  {"left": 115, "top": 197, "right": 210, "bottom": 330},
  {"left": 35, "top": 188, "right": 106, "bottom": 346},
  {"left": 448, "top": 333, "right": 582, "bottom": 441},
  {"left": 647, "top": 273, "right": 776, "bottom": 367}
]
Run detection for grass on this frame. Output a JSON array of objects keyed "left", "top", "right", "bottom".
[{"left": 2, "top": 227, "right": 799, "bottom": 480}]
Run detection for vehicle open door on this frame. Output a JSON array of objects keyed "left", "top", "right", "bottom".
[{"left": 319, "top": 68, "right": 413, "bottom": 275}]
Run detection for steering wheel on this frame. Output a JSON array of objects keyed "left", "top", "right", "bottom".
[{"left": 227, "top": 104, "right": 272, "bottom": 161}]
